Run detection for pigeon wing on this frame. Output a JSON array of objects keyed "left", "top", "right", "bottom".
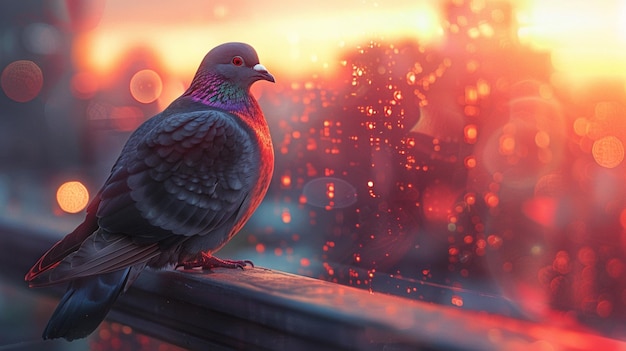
[
  {"left": 29, "top": 108, "right": 260, "bottom": 285},
  {"left": 25, "top": 196, "right": 101, "bottom": 282}
]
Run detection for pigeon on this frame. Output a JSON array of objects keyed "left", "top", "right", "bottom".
[{"left": 24, "top": 42, "right": 275, "bottom": 341}]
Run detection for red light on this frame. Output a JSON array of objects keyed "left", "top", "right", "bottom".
[
  {"left": 484, "top": 192, "right": 499, "bottom": 208},
  {"left": 464, "top": 156, "right": 477, "bottom": 169}
]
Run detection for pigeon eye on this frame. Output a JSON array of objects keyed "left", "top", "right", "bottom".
[{"left": 231, "top": 56, "right": 244, "bottom": 66}]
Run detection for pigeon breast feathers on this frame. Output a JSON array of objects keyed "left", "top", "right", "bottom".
[{"left": 97, "top": 108, "right": 260, "bottom": 243}]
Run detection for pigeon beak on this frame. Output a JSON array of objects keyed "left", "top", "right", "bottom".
[{"left": 253, "top": 63, "right": 275, "bottom": 83}]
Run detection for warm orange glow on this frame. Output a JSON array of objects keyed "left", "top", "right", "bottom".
[
  {"left": 451, "top": 295, "right": 464, "bottom": 307},
  {"left": 56, "top": 181, "right": 90, "bottom": 214},
  {"left": 465, "top": 86, "right": 478, "bottom": 104},
  {"left": 484, "top": 192, "right": 499, "bottom": 208},
  {"left": 281, "top": 209, "right": 292, "bottom": 224},
  {"left": 464, "top": 124, "right": 478, "bottom": 144},
  {"left": 73, "top": 1, "right": 443, "bottom": 80},
  {"left": 476, "top": 79, "right": 490, "bottom": 97},
  {"left": 66, "top": 0, "right": 625, "bottom": 86},
  {"left": 516, "top": 1, "right": 626, "bottom": 80},
  {"left": 326, "top": 182, "right": 335, "bottom": 199},
  {"left": 499, "top": 135, "right": 516, "bottom": 155},
  {"left": 464, "top": 156, "right": 477, "bottom": 169},
  {"left": 157, "top": 79, "right": 186, "bottom": 110},
  {"left": 281, "top": 175, "right": 292, "bottom": 188}
]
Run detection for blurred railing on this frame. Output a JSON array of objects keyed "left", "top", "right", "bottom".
[{"left": 1, "top": 220, "right": 625, "bottom": 351}]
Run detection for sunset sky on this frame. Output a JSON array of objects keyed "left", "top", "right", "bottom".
[
  {"left": 75, "top": 0, "right": 440, "bottom": 79},
  {"left": 72, "top": 0, "right": 626, "bottom": 86},
  {"left": 516, "top": 0, "right": 626, "bottom": 79}
]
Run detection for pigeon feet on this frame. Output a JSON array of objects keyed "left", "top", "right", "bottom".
[{"left": 178, "top": 252, "right": 254, "bottom": 270}]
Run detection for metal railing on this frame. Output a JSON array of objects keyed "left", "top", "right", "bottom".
[{"left": 1, "top": 220, "right": 624, "bottom": 351}]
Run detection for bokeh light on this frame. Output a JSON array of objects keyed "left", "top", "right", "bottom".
[
  {"left": 1, "top": 60, "right": 43, "bottom": 102},
  {"left": 56, "top": 181, "right": 90, "bottom": 214},
  {"left": 129, "top": 69, "right": 163, "bottom": 104},
  {"left": 592, "top": 136, "right": 624, "bottom": 169},
  {"left": 464, "top": 124, "right": 478, "bottom": 144}
]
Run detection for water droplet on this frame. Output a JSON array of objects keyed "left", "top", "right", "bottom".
[
  {"left": 406, "top": 71, "right": 416, "bottom": 85},
  {"left": 464, "top": 124, "right": 478, "bottom": 143}
]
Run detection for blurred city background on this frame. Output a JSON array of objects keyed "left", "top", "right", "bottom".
[{"left": 2, "top": 0, "right": 626, "bottom": 349}]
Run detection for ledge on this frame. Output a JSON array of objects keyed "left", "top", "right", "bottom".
[{"left": 1, "top": 220, "right": 624, "bottom": 350}]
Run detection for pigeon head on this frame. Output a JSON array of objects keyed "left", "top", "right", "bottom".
[
  {"left": 204, "top": 42, "right": 275, "bottom": 86},
  {"left": 184, "top": 42, "right": 274, "bottom": 110}
]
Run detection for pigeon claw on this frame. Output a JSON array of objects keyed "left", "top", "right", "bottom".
[{"left": 178, "top": 252, "right": 254, "bottom": 270}]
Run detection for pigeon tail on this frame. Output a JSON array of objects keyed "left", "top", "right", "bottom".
[{"left": 43, "top": 268, "right": 130, "bottom": 341}]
